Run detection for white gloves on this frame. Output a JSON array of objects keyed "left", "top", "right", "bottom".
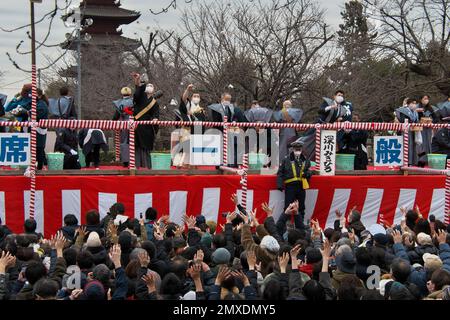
[{"left": 70, "top": 149, "right": 78, "bottom": 156}]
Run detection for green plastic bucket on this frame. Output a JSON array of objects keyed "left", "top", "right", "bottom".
[
  {"left": 336, "top": 154, "right": 355, "bottom": 171},
  {"left": 47, "top": 152, "right": 64, "bottom": 171},
  {"left": 428, "top": 154, "right": 447, "bottom": 169},
  {"left": 249, "top": 153, "right": 267, "bottom": 170},
  {"left": 78, "top": 149, "right": 86, "bottom": 168},
  {"left": 150, "top": 153, "right": 172, "bottom": 170}
]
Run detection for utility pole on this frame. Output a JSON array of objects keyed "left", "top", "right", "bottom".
[{"left": 76, "top": 19, "right": 82, "bottom": 120}]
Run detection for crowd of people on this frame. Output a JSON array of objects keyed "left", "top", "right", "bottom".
[{"left": 0, "top": 194, "right": 449, "bottom": 301}]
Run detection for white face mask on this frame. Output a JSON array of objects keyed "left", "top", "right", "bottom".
[
  {"left": 222, "top": 101, "right": 231, "bottom": 107},
  {"left": 145, "top": 84, "right": 154, "bottom": 94},
  {"left": 294, "top": 150, "right": 302, "bottom": 157},
  {"left": 335, "top": 96, "right": 344, "bottom": 104},
  {"left": 192, "top": 97, "right": 201, "bottom": 105}
]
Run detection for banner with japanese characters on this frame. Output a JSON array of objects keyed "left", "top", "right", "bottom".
[
  {"left": 0, "top": 133, "right": 30, "bottom": 166},
  {"left": 374, "top": 136, "right": 404, "bottom": 167},
  {"left": 320, "top": 130, "right": 336, "bottom": 176}
]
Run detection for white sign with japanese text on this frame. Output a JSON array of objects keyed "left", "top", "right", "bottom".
[
  {"left": 189, "top": 134, "right": 222, "bottom": 166},
  {"left": 374, "top": 136, "right": 404, "bottom": 167},
  {"left": 320, "top": 130, "right": 337, "bottom": 176},
  {"left": 0, "top": 133, "right": 30, "bottom": 166}
]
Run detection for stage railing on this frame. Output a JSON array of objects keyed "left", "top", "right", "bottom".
[{"left": 1, "top": 118, "right": 450, "bottom": 222}]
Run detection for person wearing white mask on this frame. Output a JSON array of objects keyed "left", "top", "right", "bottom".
[
  {"left": 395, "top": 98, "right": 421, "bottom": 166},
  {"left": 276, "top": 140, "right": 312, "bottom": 231},
  {"left": 295, "top": 90, "right": 354, "bottom": 161},
  {"left": 177, "top": 83, "right": 206, "bottom": 123},
  {"left": 207, "top": 92, "right": 248, "bottom": 167},
  {"left": 319, "top": 90, "right": 353, "bottom": 124},
  {"left": 173, "top": 84, "right": 207, "bottom": 168},
  {"left": 131, "top": 72, "right": 160, "bottom": 169},
  {"left": 112, "top": 87, "right": 134, "bottom": 167}
]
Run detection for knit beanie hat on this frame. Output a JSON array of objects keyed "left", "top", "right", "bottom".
[
  {"left": 335, "top": 250, "right": 356, "bottom": 273},
  {"left": 86, "top": 232, "right": 102, "bottom": 248},
  {"left": 212, "top": 248, "right": 231, "bottom": 265},
  {"left": 417, "top": 232, "right": 432, "bottom": 246},
  {"left": 260, "top": 235, "right": 280, "bottom": 253}
]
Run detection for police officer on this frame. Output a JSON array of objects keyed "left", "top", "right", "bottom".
[{"left": 277, "top": 141, "right": 312, "bottom": 229}]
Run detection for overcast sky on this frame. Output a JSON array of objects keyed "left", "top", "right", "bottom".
[{"left": 0, "top": 0, "right": 345, "bottom": 100}]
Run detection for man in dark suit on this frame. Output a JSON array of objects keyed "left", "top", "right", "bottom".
[{"left": 207, "top": 92, "right": 248, "bottom": 167}]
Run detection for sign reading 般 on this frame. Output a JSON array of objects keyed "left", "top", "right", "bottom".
[
  {"left": 374, "top": 136, "right": 404, "bottom": 167},
  {"left": 320, "top": 130, "right": 336, "bottom": 176},
  {"left": 0, "top": 133, "right": 30, "bottom": 166}
]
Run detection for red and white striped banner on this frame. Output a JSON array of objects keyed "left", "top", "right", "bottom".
[{"left": 0, "top": 175, "right": 445, "bottom": 237}]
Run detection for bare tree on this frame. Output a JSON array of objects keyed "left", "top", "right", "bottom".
[
  {"left": 174, "top": 0, "right": 334, "bottom": 109},
  {"left": 363, "top": 0, "right": 450, "bottom": 96},
  {"left": 127, "top": 29, "right": 185, "bottom": 106}
]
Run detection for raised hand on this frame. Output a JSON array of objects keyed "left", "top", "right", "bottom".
[
  {"left": 238, "top": 212, "right": 249, "bottom": 225},
  {"left": 76, "top": 226, "right": 87, "bottom": 239},
  {"left": 392, "top": 229, "right": 403, "bottom": 244},
  {"left": 290, "top": 244, "right": 301, "bottom": 270},
  {"left": 157, "top": 215, "right": 170, "bottom": 225},
  {"left": 437, "top": 229, "right": 448, "bottom": 245},
  {"left": 138, "top": 250, "right": 150, "bottom": 268},
  {"left": 214, "top": 266, "right": 231, "bottom": 286},
  {"left": 226, "top": 211, "right": 237, "bottom": 224},
  {"left": 69, "top": 289, "right": 83, "bottom": 300},
  {"left": 141, "top": 273, "right": 156, "bottom": 293},
  {"left": 109, "top": 244, "right": 122, "bottom": 268},
  {"left": 187, "top": 263, "right": 202, "bottom": 281},
  {"left": 320, "top": 238, "right": 331, "bottom": 259},
  {"left": 278, "top": 252, "right": 290, "bottom": 274},
  {"left": 55, "top": 232, "right": 67, "bottom": 257},
  {"left": 194, "top": 249, "right": 204, "bottom": 263},
  {"left": 174, "top": 225, "right": 184, "bottom": 238},
  {"left": 154, "top": 225, "right": 166, "bottom": 240},
  {"left": 231, "top": 270, "right": 250, "bottom": 287},
  {"left": 246, "top": 249, "right": 257, "bottom": 271},
  {"left": 0, "top": 250, "right": 16, "bottom": 273},
  {"left": 415, "top": 205, "right": 423, "bottom": 218},
  {"left": 261, "top": 202, "right": 274, "bottom": 217},
  {"left": 108, "top": 222, "right": 118, "bottom": 236},
  {"left": 231, "top": 193, "right": 239, "bottom": 206},
  {"left": 182, "top": 214, "right": 196, "bottom": 229},
  {"left": 311, "top": 219, "right": 322, "bottom": 240},
  {"left": 249, "top": 208, "right": 259, "bottom": 227}
]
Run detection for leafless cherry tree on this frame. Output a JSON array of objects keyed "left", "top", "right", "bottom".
[{"left": 363, "top": 0, "right": 450, "bottom": 96}]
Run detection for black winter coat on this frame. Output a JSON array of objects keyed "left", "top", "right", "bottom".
[
  {"left": 407, "top": 244, "right": 439, "bottom": 265},
  {"left": 133, "top": 84, "right": 159, "bottom": 150},
  {"left": 277, "top": 152, "right": 312, "bottom": 189}
]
